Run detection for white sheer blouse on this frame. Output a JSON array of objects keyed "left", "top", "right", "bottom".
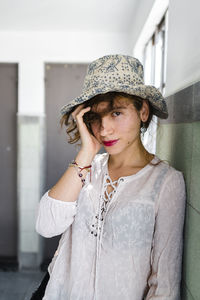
[{"left": 35, "top": 153, "right": 186, "bottom": 300}]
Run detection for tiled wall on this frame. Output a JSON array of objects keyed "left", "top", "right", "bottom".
[
  {"left": 157, "top": 81, "right": 200, "bottom": 300},
  {"left": 17, "top": 115, "right": 45, "bottom": 269}
]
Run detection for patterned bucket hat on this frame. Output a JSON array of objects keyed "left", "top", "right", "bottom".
[{"left": 60, "top": 54, "right": 168, "bottom": 119}]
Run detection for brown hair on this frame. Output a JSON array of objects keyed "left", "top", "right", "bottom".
[{"left": 60, "top": 92, "right": 169, "bottom": 167}]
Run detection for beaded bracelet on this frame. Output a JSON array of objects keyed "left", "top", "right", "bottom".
[{"left": 69, "top": 160, "right": 92, "bottom": 187}]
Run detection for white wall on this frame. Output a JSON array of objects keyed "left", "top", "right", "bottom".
[
  {"left": 166, "top": 0, "right": 200, "bottom": 96},
  {"left": 0, "top": 31, "right": 132, "bottom": 115}
]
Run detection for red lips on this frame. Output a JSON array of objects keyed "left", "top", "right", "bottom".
[{"left": 103, "top": 139, "right": 119, "bottom": 147}]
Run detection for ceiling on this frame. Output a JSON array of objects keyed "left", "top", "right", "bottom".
[{"left": 0, "top": 0, "right": 138, "bottom": 33}]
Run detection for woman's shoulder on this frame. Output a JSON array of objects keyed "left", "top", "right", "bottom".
[
  {"left": 155, "top": 155, "right": 185, "bottom": 189},
  {"left": 155, "top": 155, "right": 183, "bottom": 173}
]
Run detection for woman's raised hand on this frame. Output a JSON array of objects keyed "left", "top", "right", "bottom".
[
  {"left": 46, "top": 104, "right": 102, "bottom": 204},
  {"left": 71, "top": 104, "right": 102, "bottom": 156}
]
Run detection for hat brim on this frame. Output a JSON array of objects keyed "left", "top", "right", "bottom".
[{"left": 60, "top": 84, "right": 168, "bottom": 119}]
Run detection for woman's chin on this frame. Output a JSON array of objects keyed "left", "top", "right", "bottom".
[{"left": 104, "top": 146, "right": 123, "bottom": 155}]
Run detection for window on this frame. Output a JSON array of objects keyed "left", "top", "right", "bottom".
[
  {"left": 141, "top": 9, "right": 168, "bottom": 153},
  {"left": 143, "top": 10, "right": 168, "bottom": 94}
]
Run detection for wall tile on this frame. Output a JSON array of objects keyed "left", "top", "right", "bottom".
[
  {"left": 190, "top": 161, "right": 200, "bottom": 213},
  {"left": 173, "top": 85, "right": 194, "bottom": 123},
  {"left": 161, "top": 85, "right": 194, "bottom": 124},
  {"left": 156, "top": 123, "right": 192, "bottom": 197},
  {"left": 187, "top": 122, "right": 200, "bottom": 212},
  {"left": 193, "top": 81, "right": 200, "bottom": 121},
  {"left": 156, "top": 124, "right": 174, "bottom": 159},
  {"left": 20, "top": 211, "right": 36, "bottom": 233},
  {"left": 20, "top": 231, "right": 39, "bottom": 253},
  {"left": 20, "top": 188, "right": 39, "bottom": 211},
  {"left": 160, "top": 80, "right": 200, "bottom": 124},
  {"left": 192, "top": 122, "right": 200, "bottom": 159},
  {"left": 182, "top": 204, "right": 200, "bottom": 300},
  {"left": 181, "top": 281, "right": 196, "bottom": 300},
  {"left": 17, "top": 115, "right": 45, "bottom": 269}
]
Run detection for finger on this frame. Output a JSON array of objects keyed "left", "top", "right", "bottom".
[
  {"left": 75, "top": 107, "right": 91, "bottom": 122},
  {"left": 72, "top": 105, "right": 90, "bottom": 120}
]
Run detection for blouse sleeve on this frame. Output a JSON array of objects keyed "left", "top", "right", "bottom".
[
  {"left": 144, "top": 170, "right": 186, "bottom": 300},
  {"left": 35, "top": 190, "right": 77, "bottom": 238}
]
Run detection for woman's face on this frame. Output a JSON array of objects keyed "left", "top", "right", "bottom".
[{"left": 89, "top": 96, "right": 148, "bottom": 155}]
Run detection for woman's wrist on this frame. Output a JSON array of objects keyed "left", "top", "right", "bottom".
[
  {"left": 75, "top": 150, "right": 95, "bottom": 166},
  {"left": 72, "top": 150, "right": 94, "bottom": 186}
]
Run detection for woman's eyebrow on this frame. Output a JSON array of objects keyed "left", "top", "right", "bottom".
[
  {"left": 92, "top": 106, "right": 127, "bottom": 114},
  {"left": 111, "top": 106, "right": 127, "bottom": 110}
]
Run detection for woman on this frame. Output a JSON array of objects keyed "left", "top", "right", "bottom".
[{"left": 33, "top": 54, "right": 186, "bottom": 300}]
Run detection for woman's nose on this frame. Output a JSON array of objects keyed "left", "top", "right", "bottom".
[{"left": 99, "top": 117, "right": 113, "bottom": 136}]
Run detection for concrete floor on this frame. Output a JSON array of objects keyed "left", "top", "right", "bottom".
[{"left": 0, "top": 270, "right": 45, "bottom": 300}]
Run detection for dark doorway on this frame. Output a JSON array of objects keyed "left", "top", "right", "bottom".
[
  {"left": 0, "top": 63, "right": 18, "bottom": 270},
  {"left": 43, "top": 63, "right": 88, "bottom": 269}
]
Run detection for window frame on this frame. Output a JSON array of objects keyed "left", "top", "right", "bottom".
[{"left": 143, "top": 9, "right": 168, "bottom": 94}]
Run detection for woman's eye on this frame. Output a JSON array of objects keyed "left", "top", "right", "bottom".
[{"left": 112, "top": 111, "right": 121, "bottom": 117}]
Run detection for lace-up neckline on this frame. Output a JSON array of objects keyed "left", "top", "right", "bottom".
[
  {"left": 89, "top": 174, "right": 123, "bottom": 238},
  {"left": 90, "top": 153, "right": 158, "bottom": 238},
  {"left": 103, "top": 175, "right": 123, "bottom": 201}
]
